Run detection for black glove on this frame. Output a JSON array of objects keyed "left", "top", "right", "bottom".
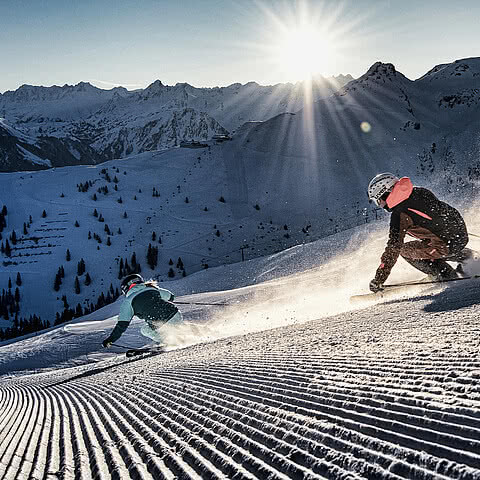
[
  {"left": 102, "top": 339, "right": 112, "bottom": 348},
  {"left": 369, "top": 279, "right": 384, "bottom": 293}
]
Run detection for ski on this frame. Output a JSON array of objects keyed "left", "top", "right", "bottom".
[
  {"left": 350, "top": 274, "right": 480, "bottom": 302},
  {"left": 125, "top": 347, "right": 165, "bottom": 358},
  {"left": 380, "top": 274, "right": 480, "bottom": 289}
]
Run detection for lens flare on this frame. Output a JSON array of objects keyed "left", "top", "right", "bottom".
[{"left": 360, "top": 121, "right": 372, "bottom": 133}]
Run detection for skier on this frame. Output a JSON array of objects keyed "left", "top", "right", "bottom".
[
  {"left": 367, "top": 173, "right": 474, "bottom": 292},
  {"left": 102, "top": 273, "right": 182, "bottom": 348}
]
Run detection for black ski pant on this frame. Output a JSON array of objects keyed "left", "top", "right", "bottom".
[{"left": 401, "top": 242, "right": 473, "bottom": 279}]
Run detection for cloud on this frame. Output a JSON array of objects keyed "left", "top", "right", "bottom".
[{"left": 90, "top": 79, "right": 144, "bottom": 90}]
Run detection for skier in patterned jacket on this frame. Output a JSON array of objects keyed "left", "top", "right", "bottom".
[
  {"left": 367, "top": 174, "right": 474, "bottom": 293},
  {"left": 102, "top": 274, "right": 182, "bottom": 347}
]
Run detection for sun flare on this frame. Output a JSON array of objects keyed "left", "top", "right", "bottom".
[
  {"left": 254, "top": 0, "right": 359, "bottom": 83},
  {"left": 274, "top": 25, "right": 335, "bottom": 80}
]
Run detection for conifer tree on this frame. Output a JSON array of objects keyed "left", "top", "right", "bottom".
[
  {"left": 75, "top": 276, "right": 81, "bottom": 294},
  {"left": 118, "top": 258, "right": 124, "bottom": 279},
  {"left": 54, "top": 273, "right": 61, "bottom": 292},
  {"left": 77, "top": 258, "right": 86, "bottom": 276}
]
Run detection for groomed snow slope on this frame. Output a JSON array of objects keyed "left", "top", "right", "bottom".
[{"left": 1, "top": 209, "right": 480, "bottom": 479}]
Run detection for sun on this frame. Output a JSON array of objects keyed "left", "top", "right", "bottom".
[
  {"left": 274, "top": 25, "right": 335, "bottom": 80},
  {"left": 253, "top": 0, "right": 353, "bottom": 83}
]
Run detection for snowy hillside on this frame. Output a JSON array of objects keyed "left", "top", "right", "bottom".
[
  {"left": 1, "top": 142, "right": 385, "bottom": 329},
  {"left": 225, "top": 57, "right": 480, "bottom": 222},
  {"left": 0, "top": 75, "right": 351, "bottom": 171},
  {"left": 1, "top": 201, "right": 480, "bottom": 479}
]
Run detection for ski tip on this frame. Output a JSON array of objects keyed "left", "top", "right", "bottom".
[
  {"left": 349, "top": 292, "right": 380, "bottom": 303},
  {"left": 126, "top": 347, "right": 166, "bottom": 358}
]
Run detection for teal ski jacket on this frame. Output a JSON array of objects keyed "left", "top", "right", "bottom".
[{"left": 105, "top": 284, "right": 176, "bottom": 343}]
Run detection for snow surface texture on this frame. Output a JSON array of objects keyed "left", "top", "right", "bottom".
[{"left": 1, "top": 203, "right": 480, "bottom": 479}]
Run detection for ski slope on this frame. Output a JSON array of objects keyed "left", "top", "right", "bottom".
[{"left": 1, "top": 204, "right": 480, "bottom": 479}]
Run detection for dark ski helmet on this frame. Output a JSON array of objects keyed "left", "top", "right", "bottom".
[{"left": 121, "top": 273, "right": 144, "bottom": 295}]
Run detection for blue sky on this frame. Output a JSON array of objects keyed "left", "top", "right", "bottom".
[{"left": 1, "top": 0, "right": 480, "bottom": 92}]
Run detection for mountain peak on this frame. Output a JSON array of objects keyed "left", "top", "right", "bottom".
[
  {"left": 146, "top": 80, "right": 165, "bottom": 90},
  {"left": 365, "top": 62, "right": 398, "bottom": 77},
  {"left": 417, "top": 57, "right": 480, "bottom": 83},
  {"left": 71, "top": 82, "right": 98, "bottom": 93},
  {"left": 342, "top": 61, "right": 411, "bottom": 93}
]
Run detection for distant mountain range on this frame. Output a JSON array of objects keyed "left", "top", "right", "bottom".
[{"left": 0, "top": 75, "right": 352, "bottom": 171}]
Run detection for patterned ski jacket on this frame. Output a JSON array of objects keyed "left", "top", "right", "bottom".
[
  {"left": 105, "top": 284, "right": 177, "bottom": 343},
  {"left": 374, "top": 177, "right": 468, "bottom": 284}
]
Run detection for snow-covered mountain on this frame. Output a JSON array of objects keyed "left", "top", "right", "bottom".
[
  {"left": 0, "top": 118, "right": 104, "bottom": 170},
  {"left": 0, "top": 81, "right": 129, "bottom": 120},
  {"left": 224, "top": 57, "right": 480, "bottom": 224},
  {"left": 0, "top": 75, "right": 352, "bottom": 171}
]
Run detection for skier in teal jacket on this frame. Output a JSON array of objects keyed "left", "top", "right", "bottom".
[{"left": 102, "top": 274, "right": 182, "bottom": 347}]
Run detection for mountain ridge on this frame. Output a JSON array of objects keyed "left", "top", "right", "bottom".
[
  {"left": 223, "top": 57, "right": 480, "bottom": 223},
  {"left": 0, "top": 74, "right": 352, "bottom": 171}
]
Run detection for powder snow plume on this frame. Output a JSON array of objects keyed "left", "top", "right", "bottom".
[{"left": 164, "top": 196, "right": 480, "bottom": 351}]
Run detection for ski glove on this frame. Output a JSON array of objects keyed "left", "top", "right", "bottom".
[
  {"left": 369, "top": 279, "right": 384, "bottom": 293},
  {"left": 102, "top": 339, "right": 112, "bottom": 348}
]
